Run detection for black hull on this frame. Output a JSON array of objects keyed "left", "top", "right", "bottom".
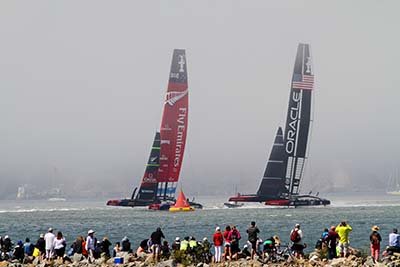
[
  {"left": 228, "top": 194, "right": 267, "bottom": 202},
  {"left": 189, "top": 201, "right": 203, "bottom": 209},
  {"left": 224, "top": 202, "right": 244, "bottom": 208},
  {"left": 265, "top": 195, "right": 331, "bottom": 207},
  {"left": 106, "top": 198, "right": 158, "bottom": 207},
  {"left": 107, "top": 198, "right": 203, "bottom": 210}
]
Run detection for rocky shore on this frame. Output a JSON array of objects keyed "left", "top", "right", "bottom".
[{"left": 1, "top": 251, "right": 400, "bottom": 267}]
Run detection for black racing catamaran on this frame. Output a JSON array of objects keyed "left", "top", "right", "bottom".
[
  {"left": 229, "top": 43, "right": 330, "bottom": 207},
  {"left": 107, "top": 132, "right": 161, "bottom": 207}
]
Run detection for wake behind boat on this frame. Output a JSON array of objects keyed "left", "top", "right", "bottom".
[
  {"left": 107, "top": 49, "right": 202, "bottom": 210},
  {"left": 228, "top": 43, "right": 330, "bottom": 207},
  {"left": 223, "top": 201, "right": 244, "bottom": 208}
]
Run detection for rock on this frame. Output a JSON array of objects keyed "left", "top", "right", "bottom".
[
  {"left": 154, "top": 260, "right": 177, "bottom": 267},
  {"left": 309, "top": 255, "right": 320, "bottom": 262},
  {"left": 32, "top": 257, "right": 41, "bottom": 265},
  {"left": 72, "top": 254, "right": 83, "bottom": 263},
  {"left": 329, "top": 257, "right": 346, "bottom": 267},
  {"left": 364, "top": 256, "right": 375, "bottom": 267}
]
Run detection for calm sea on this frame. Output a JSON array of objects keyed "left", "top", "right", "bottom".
[{"left": 1, "top": 193, "right": 399, "bottom": 254}]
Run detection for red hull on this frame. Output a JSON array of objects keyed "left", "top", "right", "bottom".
[
  {"left": 265, "top": 199, "right": 290, "bottom": 206},
  {"left": 228, "top": 194, "right": 265, "bottom": 202}
]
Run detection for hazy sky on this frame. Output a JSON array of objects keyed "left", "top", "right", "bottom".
[{"left": 0, "top": 1, "right": 399, "bottom": 198}]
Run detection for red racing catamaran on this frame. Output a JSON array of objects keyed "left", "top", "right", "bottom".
[{"left": 107, "top": 49, "right": 201, "bottom": 210}]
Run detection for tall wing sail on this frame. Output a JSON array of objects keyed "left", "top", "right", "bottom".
[
  {"left": 157, "top": 49, "right": 189, "bottom": 200},
  {"left": 134, "top": 132, "right": 161, "bottom": 204},
  {"left": 257, "top": 127, "right": 288, "bottom": 198},
  {"left": 283, "top": 43, "right": 314, "bottom": 196}
]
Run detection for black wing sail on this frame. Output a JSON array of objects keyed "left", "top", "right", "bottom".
[
  {"left": 134, "top": 132, "right": 161, "bottom": 205},
  {"left": 257, "top": 127, "right": 288, "bottom": 199},
  {"left": 283, "top": 43, "right": 314, "bottom": 196}
]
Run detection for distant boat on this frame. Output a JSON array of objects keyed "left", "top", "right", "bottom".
[
  {"left": 107, "top": 49, "right": 202, "bottom": 210},
  {"left": 47, "top": 197, "right": 67, "bottom": 202},
  {"left": 387, "top": 169, "right": 400, "bottom": 195},
  {"left": 228, "top": 43, "right": 330, "bottom": 207},
  {"left": 224, "top": 186, "right": 244, "bottom": 208}
]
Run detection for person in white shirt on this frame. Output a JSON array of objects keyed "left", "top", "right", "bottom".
[
  {"left": 53, "top": 231, "right": 66, "bottom": 260},
  {"left": 85, "top": 229, "right": 95, "bottom": 262},
  {"left": 44, "top": 228, "right": 55, "bottom": 260}
]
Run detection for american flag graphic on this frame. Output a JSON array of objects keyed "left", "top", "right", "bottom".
[{"left": 292, "top": 74, "right": 314, "bottom": 90}]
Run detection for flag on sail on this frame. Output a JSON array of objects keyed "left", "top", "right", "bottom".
[{"left": 292, "top": 74, "right": 314, "bottom": 90}]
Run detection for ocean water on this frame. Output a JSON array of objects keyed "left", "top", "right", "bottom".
[{"left": 0, "top": 193, "right": 399, "bottom": 254}]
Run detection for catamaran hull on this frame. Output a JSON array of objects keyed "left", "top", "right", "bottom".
[
  {"left": 265, "top": 195, "right": 330, "bottom": 207},
  {"left": 148, "top": 201, "right": 203, "bottom": 210},
  {"left": 228, "top": 195, "right": 269, "bottom": 203},
  {"left": 106, "top": 199, "right": 155, "bottom": 207}
]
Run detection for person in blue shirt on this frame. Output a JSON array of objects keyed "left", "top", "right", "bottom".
[{"left": 387, "top": 228, "right": 400, "bottom": 254}]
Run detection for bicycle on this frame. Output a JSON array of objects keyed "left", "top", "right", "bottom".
[{"left": 262, "top": 244, "right": 295, "bottom": 263}]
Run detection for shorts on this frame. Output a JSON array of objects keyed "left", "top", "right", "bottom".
[
  {"left": 338, "top": 242, "right": 349, "bottom": 253},
  {"left": 224, "top": 242, "right": 231, "bottom": 247},
  {"left": 292, "top": 243, "right": 304, "bottom": 252},
  {"left": 151, "top": 244, "right": 161, "bottom": 254},
  {"left": 55, "top": 247, "right": 65, "bottom": 257}
]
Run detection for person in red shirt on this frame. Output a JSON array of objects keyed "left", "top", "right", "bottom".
[
  {"left": 223, "top": 225, "right": 232, "bottom": 261},
  {"left": 213, "top": 227, "right": 223, "bottom": 263},
  {"left": 325, "top": 226, "right": 340, "bottom": 259}
]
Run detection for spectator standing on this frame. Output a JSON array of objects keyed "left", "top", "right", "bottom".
[
  {"left": 369, "top": 225, "right": 382, "bottom": 262},
  {"left": 335, "top": 221, "right": 352, "bottom": 257},
  {"left": 85, "top": 229, "right": 96, "bottom": 262},
  {"left": 246, "top": 221, "right": 260, "bottom": 260},
  {"left": 213, "top": 227, "right": 223, "bottom": 263},
  {"left": 44, "top": 228, "right": 55, "bottom": 260}
]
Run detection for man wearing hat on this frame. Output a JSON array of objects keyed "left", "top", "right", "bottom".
[
  {"left": 370, "top": 225, "right": 382, "bottom": 262},
  {"left": 44, "top": 228, "right": 55, "bottom": 260},
  {"left": 35, "top": 234, "right": 46, "bottom": 257},
  {"left": 213, "top": 227, "right": 223, "bottom": 263},
  {"left": 85, "top": 229, "right": 96, "bottom": 262}
]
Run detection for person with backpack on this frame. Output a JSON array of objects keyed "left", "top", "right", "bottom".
[
  {"left": 315, "top": 228, "right": 329, "bottom": 251},
  {"left": 290, "top": 223, "right": 305, "bottom": 258},
  {"left": 246, "top": 221, "right": 260, "bottom": 260},
  {"left": 370, "top": 225, "right": 382, "bottom": 262}
]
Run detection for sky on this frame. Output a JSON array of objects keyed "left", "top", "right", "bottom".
[{"left": 0, "top": 1, "right": 399, "bottom": 199}]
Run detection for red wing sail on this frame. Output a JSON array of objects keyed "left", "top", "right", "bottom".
[{"left": 158, "top": 49, "right": 189, "bottom": 199}]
